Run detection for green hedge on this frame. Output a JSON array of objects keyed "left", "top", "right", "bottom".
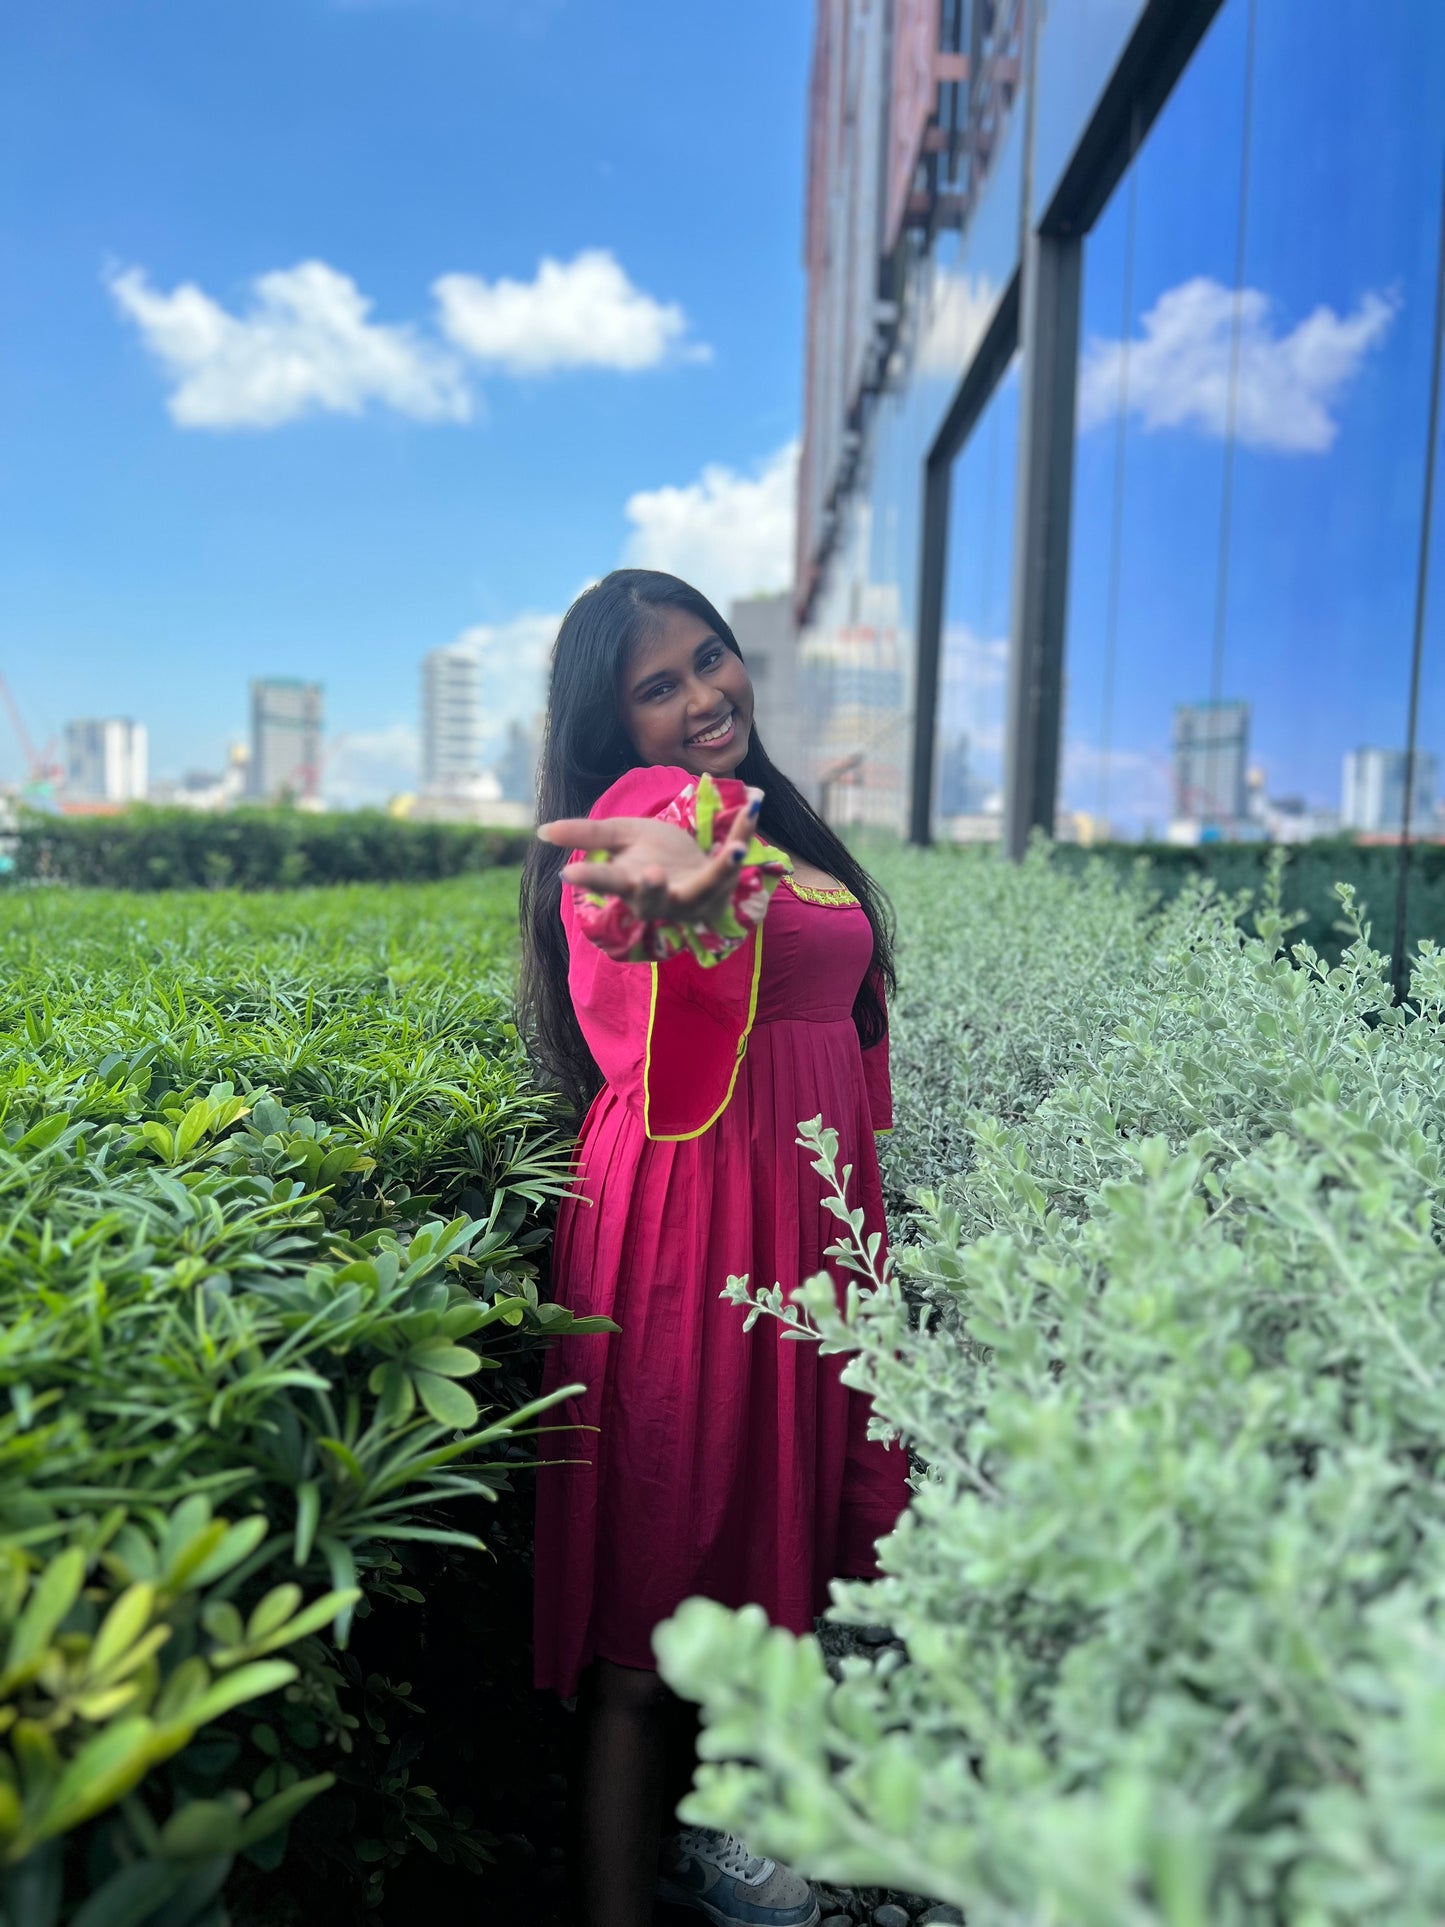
[
  {"left": 0, "top": 876, "right": 601, "bottom": 1924},
  {"left": 7, "top": 807, "right": 530, "bottom": 891},
  {"left": 658, "top": 845, "right": 1445, "bottom": 1924},
  {"left": 1057, "top": 836, "right": 1445, "bottom": 964}
]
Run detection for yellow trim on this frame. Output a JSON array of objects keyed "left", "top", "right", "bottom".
[
  {"left": 642, "top": 925, "right": 766, "bottom": 1142},
  {"left": 782, "top": 876, "right": 859, "bottom": 907}
]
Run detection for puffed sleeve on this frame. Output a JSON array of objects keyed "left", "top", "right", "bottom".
[
  {"left": 570, "top": 767, "right": 787, "bottom": 966},
  {"left": 561, "top": 766, "right": 786, "bottom": 1142}
]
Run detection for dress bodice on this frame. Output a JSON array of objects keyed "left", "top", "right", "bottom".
[{"left": 753, "top": 879, "right": 872, "bottom": 1027}]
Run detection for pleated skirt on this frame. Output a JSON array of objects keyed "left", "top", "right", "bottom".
[{"left": 532, "top": 1013, "right": 910, "bottom": 1698}]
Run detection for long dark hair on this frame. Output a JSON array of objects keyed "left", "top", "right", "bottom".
[{"left": 518, "top": 568, "right": 895, "bottom": 1115}]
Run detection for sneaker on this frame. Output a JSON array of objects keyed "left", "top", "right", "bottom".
[{"left": 656, "top": 1826, "right": 821, "bottom": 1927}]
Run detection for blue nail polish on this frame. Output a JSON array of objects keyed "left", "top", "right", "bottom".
[{"left": 731, "top": 846, "right": 746, "bottom": 863}]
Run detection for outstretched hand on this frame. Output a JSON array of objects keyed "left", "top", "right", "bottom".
[{"left": 538, "top": 788, "right": 764, "bottom": 928}]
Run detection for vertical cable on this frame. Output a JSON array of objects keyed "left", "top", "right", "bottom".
[
  {"left": 1097, "top": 102, "right": 1141, "bottom": 830},
  {"left": 980, "top": 376, "right": 1002, "bottom": 805},
  {"left": 980, "top": 385, "right": 1000, "bottom": 628},
  {"left": 1206, "top": 0, "right": 1257, "bottom": 832},
  {"left": 1392, "top": 154, "right": 1445, "bottom": 1002}
]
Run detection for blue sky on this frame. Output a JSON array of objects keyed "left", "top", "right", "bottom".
[
  {"left": 1062, "top": 0, "right": 1445, "bottom": 833},
  {"left": 6, "top": 0, "right": 1443, "bottom": 829},
  {"left": 0, "top": 0, "right": 811, "bottom": 795},
  {"left": 938, "top": 0, "right": 1445, "bottom": 836}
]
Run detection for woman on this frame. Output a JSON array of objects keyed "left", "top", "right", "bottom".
[{"left": 520, "top": 569, "right": 910, "bottom": 1927}]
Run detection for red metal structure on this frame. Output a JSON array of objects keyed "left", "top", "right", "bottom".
[
  {"left": 293, "top": 733, "right": 349, "bottom": 805},
  {"left": 0, "top": 674, "right": 63, "bottom": 791}
]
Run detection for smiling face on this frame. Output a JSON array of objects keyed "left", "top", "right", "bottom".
[{"left": 620, "top": 606, "right": 755, "bottom": 778}]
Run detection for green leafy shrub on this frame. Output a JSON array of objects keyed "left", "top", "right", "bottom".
[
  {"left": 0, "top": 1516, "right": 349, "bottom": 1917},
  {"left": 8, "top": 807, "right": 529, "bottom": 892},
  {"left": 0, "top": 877, "right": 601, "bottom": 1922},
  {"left": 657, "top": 849, "right": 1445, "bottom": 1925}
]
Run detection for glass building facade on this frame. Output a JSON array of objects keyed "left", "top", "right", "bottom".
[{"left": 797, "top": 0, "right": 1445, "bottom": 893}]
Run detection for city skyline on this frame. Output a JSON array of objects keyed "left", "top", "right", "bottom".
[{"left": 15, "top": 589, "right": 812, "bottom": 815}]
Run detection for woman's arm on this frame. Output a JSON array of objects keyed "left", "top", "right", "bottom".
[
  {"left": 861, "top": 968, "right": 892, "bottom": 1134},
  {"left": 539, "top": 768, "right": 789, "bottom": 967},
  {"left": 551, "top": 769, "right": 784, "bottom": 1139}
]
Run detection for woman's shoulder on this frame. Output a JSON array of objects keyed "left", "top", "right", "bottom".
[{"left": 588, "top": 764, "right": 697, "bottom": 820}]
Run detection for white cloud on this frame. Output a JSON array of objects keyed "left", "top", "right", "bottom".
[
  {"left": 434, "top": 249, "right": 708, "bottom": 375},
  {"left": 453, "top": 611, "right": 560, "bottom": 758},
  {"left": 621, "top": 440, "right": 798, "bottom": 612},
  {"left": 109, "top": 249, "right": 707, "bottom": 428},
  {"left": 403, "top": 437, "right": 800, "bottom": 778},
  {"left": 1078, "top": 276, "right": 1397, "bottom": 453},
  {"left": 325, "top": 721, "right": 420, "bottom": 807},
  {"left": 917, "top": 270, "right": 1004, "bottom": 377},
  {"left": 939, "top": 624, "right": 1008, "bottom": 748},
  {"left": 942, "top": 622, "right": 1008, "bottom": 686},
  {"left": 1060, "top": 737, "right": 1172, "bottom": 836},
  {"left": 108, "top": 260, "right": 472, "bottom": 429}
]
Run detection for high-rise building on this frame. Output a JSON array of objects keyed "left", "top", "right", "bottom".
[
  {"left": 64, "top": 718, "right": 148, "bottom": 803},
  {"left": 728, "top": 593, "right": 800, "bottom": 779},
  {"left": 421, "top": 646, "right": 482, "bottom": 796},
  {"left": 248, "top": 679, "right": 323, "bottom": 802},
  {"left": 1341, "top": 747, "right": 1439, "bottom": 834},
  {"left": 936, "top": 731, "right": 989, "bottom": 817},
  {"left": 495, "top": 717, "right": 538, "bottom": 806},
  {"left": 1172, "top": 701, "right": 1249, "bottom": 830}
]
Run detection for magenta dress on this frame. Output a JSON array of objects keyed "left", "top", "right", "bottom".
[{"left": 532, "top": 766, "right": 910, "bottom": 1698}]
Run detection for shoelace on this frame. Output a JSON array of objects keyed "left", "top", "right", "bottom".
[{"left": 674, "top": 1825, "right": 769, "bottom": 1882}]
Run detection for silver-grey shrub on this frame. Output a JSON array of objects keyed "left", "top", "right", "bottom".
[
  {"left": 656, "top": 850, "right": 1445, "bottom": 1927},
  {"left": 876, "top": 841, "right": 1169, "bottom": 1204}
]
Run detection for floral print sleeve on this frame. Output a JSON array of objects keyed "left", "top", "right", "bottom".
[{"left": 572, "top": 771, "right": 792, "bottom": 967}]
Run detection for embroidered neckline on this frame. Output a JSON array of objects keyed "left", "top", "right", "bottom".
[{"left": 783, "top": 876, "right": 859, "bottom": 908}]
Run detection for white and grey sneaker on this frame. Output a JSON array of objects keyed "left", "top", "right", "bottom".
[{"left": 657, "top": 1826, "right": 821, "bottom": 1927}]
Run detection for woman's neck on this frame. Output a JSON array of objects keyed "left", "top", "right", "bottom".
[{"left": 783, "top": 854, "right": 844, "bottom": 892}]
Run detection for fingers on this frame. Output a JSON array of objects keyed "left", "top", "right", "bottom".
[
  {"left": 539, "top": 815, "right": 648, "bottom": 850},
  {"left": 668, "top": 837, "right": 745, "bottom": 911},
  {"left": 547, "top": 788, "right": 767, "bottom": 922},
  {"left": 633, "top": 866, "right": 670, "bottom": 923},
  {"left": 542, "top": 793, "right": 762, "bottom": 851},
  {"left": 677, "top": 795, "right": 759, "bottom": 900},
  {"left": 557, "top": 859, "right": 671, "bottom": 915},
  {"left": 560, "top": 858, "right": 629, "bottom": 892}
]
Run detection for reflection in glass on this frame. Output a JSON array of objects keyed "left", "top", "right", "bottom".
[
  {"left": 796, "top": 0, "right": 1030, "bottom": 837},
  {"left": 936, "top": 359, "right": 1020, "bottom": 841},
  {"left": 1061, "top": 0, "right": 1445, "bottom": 861},
  {"left": 1030, "top": 0, "right": 1152, "bottom": 226},
  {"left": 1403, "top": 164, "right": 1445, "bottom": 970}
]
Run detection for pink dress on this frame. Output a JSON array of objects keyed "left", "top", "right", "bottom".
[{"left": 532, "top": 765, "right": 910, "bottom": 1698}]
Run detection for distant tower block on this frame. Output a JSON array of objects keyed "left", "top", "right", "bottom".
[
  {"left": 1342, "top": 746, "right": 1439, "bottom": 834},
  {"left": 248, "top": 679, "right": 323, "bottom": 802},
  {"left": 728, "top": 593, "right": 800, "bottom": 782},
  {"left": 64, "top": 718, "right": 148, "bottom": 803},
  {"left": 1172, "top": 700, "right": 1249, "bottom": 830},
  {"left": 421, "top": 646, "right": 483, "bottom": 798}
]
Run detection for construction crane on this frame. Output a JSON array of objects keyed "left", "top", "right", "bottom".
[
  {"left": 294, "top": 733, "right": 349, "bottom": 807},
  {"left": 0, "top": 674, "right": 64, "bottom": 797}
]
